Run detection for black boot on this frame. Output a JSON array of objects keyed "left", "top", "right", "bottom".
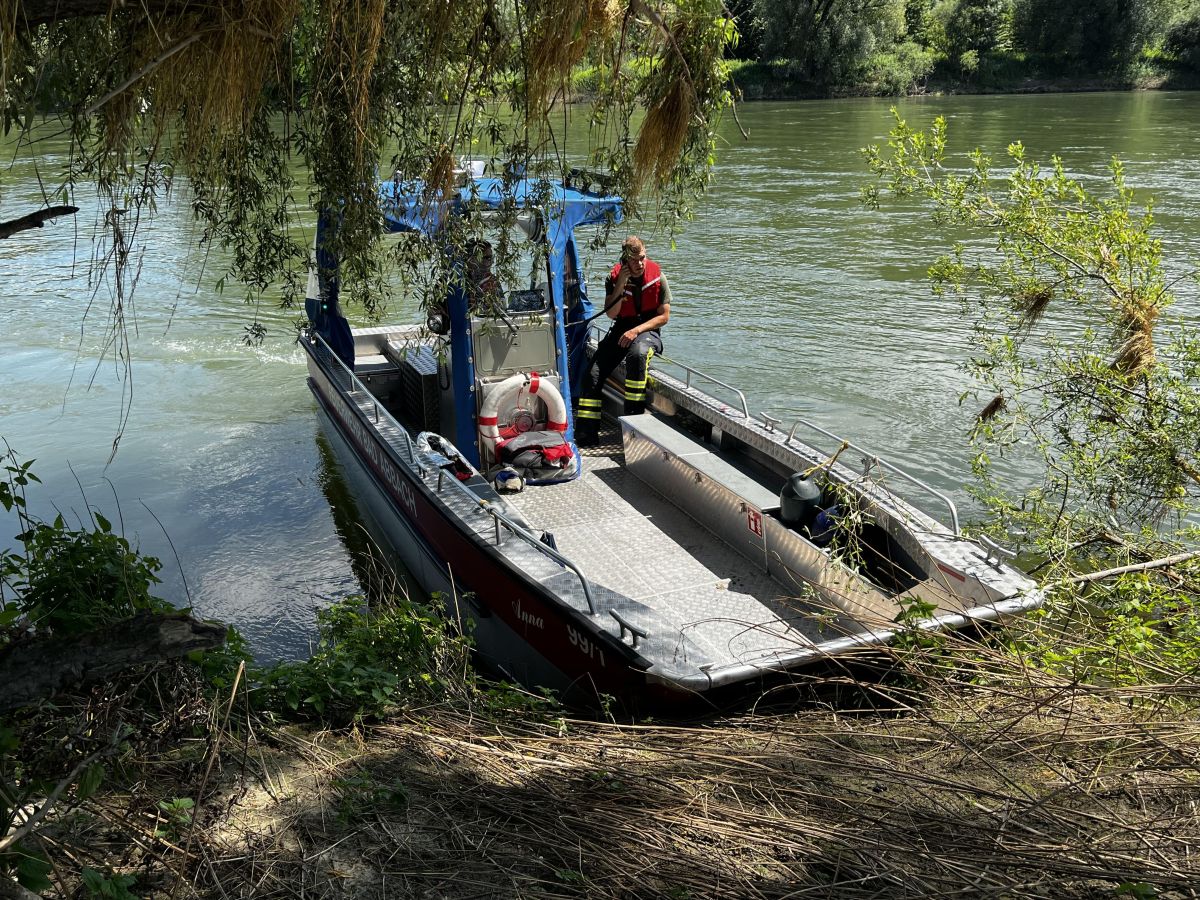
[{"left": 575, "top": 417, "right": 599, "bottom": 447}]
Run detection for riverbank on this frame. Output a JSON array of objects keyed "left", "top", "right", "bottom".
[
  {"left": 726, "top": 59, "right": 1200, "bottom": 101},
  {"left": 8, "top": 623, "right": 1200, "bottom": 899}
]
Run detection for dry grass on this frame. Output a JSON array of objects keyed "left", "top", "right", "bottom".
[
  {"left": 1013, "top": 281, "right": 1054, "bottom": 330},
  {"left": 152, "top": 0, "right": 300, "bottom": 158},
  {"left": 1111, "top": 295, "right": 1160, "bottom": 376},
  {"left": 164, "top": 641, "right": 1200, "bottom": 900},
  {"left": 634, "top": 76, "right": 692, "bottom": 191}
]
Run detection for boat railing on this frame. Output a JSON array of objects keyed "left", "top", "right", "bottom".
[
  {"left": 475, "top": 501, "right": 597, "bottom": 615},
  {"left": 309, "top": 331, "right": 601, "bottom": 617},
  {"left": 776, "top": 416, "right": 961, "bottom": 536},
  {"left": 651, "top": 353, "right": 752, "bottom": 419},
  {"left": 638, "top": 340, "right": 961, "bottom": 536}
]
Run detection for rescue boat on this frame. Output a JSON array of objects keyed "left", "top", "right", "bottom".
[{"left": 300, "top": 171, "right": 1042, "bottom": 705}]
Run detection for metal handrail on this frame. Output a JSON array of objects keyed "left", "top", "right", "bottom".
[
  {"left": 585, "top": 320, "right": 959, "bottom": 534},
  {"left": 782, "top": 415, "right": 961, "bottom": 536},
  {"left": 586, "top": 324, "right": 959, "bottom": 536},
  {"left": 650, "top": 354, "right": 751, "bottom": 419},
  {"left": 308, "top": 331, "right": 600, "bottom": 615},
  {"left": 481, "top": 504, "right": 597, "bottom": 615}
]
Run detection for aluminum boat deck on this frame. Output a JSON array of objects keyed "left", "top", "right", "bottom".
[{"left": 505, "top": 424, "right": 849, "bottom": 668}]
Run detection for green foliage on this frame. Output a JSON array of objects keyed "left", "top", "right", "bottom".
[
  {"left": 1, "top": 450, "right": 172, "bottom": 642},
  {"left": 864, "top": 111, "right": 1200, "bottom": 572},
  {"left": 1163, "top": 3, "right": 1200, "bottom": 71},
  {"left": 1011, "top": 0, "right": 1164, "bottom": 73},
  {"left": 14, "top": 850, "right": 53, "bottom": 893},
  {"left": 154, "top": 797, "right": 195, "bottom": 842},
  {"left": 81, "top": 867, "right": 139, "bottom": 900},
  {"left": 1012, "top": 564, "right": 1200, "bottom": 685},
  {"left": 944, "top": 0, "right": 1012, "bottom": 58},
  {"left": 332, "top": 771, "right": 408, "bottom": 824},
  {"left": 258, "top": 595, "right": 467, "bottom": 725},
  {"left": 191, "top": 624, "right": 254, "bottom": 692},
  {"left": 14, "top": 513, "right": 170, "bottom": 635},
  {"left": 726, "top": 0, "right": 1182, "bottom": 90},
  {"left": 864, "top": 41, "right": 936, "bottom": 93},
  {"left": 892, "top": 593, "right": 943, "bottom": 648},
  {"left": 864, "top": 111, "right": 1200, "bottom": 693},
  {"left": 754, "top": 0, "right": 907, "bottom": 85}
]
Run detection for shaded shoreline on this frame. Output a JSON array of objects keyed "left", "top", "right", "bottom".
[{"left": 727, "top": 65, "right": 1199, "bottom": 102}]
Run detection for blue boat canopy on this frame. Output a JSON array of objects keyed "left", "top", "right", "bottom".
[
  {"left": 378, "top": 176, "right": 624, "bottom": 247},
  {"left": 309, "top": 173, "right": 626, "bottom": 468}
]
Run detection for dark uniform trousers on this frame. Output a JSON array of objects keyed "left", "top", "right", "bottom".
[{"left": 576, "top": 328, "right": 662, "bottom": 440}]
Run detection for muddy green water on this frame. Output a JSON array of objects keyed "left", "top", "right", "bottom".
[{"left": 2, "top": 92, "right": 1197, "bottom": 658}]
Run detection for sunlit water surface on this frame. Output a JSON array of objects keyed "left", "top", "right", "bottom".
[{"left": 2, "top": 92, "right": 1198, "bottom": 658}]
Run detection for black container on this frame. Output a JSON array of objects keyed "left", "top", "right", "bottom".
[{"left": 779, "top": 472, "right": 822, "bottom": 528}]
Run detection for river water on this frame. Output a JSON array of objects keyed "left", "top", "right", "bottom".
[{"left": 2, "top": 92, "right": 1198, "bottom": 659}]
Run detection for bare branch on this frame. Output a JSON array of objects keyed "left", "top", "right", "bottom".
[
  {"left": 1064, "top": 550, "right": 1200, "bottom": 585},
  {"left": 0, "top": 205, "right": 78, "bottom": 239}
]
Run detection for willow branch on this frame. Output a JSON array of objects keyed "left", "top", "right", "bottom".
[
  {"left": 628, "top": 0, "right": 701, "bottom": 119},
  {"left": 83, "top": 31, "right": 206, "bottom": 117},
  {"left": 83, "top": 23, "right": 273, "bottom": 118}
]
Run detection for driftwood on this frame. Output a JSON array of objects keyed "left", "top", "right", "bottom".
[
  {"left": 0, "top": 612, "right": 227, "bottom": 713},
  {"left": 0, "top": 206, "right": 79, "bottom": 240}
]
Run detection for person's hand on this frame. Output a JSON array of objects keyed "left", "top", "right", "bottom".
[
  {"left": 615, "top": 263, "right": 630, "bottom": 288},
  {"left": 619, "top": 328, "right": 639, "bottom": 348}
]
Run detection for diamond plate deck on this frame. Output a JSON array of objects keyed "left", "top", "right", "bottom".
[{"left": 506, "top": 436, "right": 844, "bottom": 670}]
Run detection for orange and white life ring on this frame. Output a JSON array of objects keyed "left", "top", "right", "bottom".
[{"left": 478, "top": 371, "right": 569, "bottom": 455}]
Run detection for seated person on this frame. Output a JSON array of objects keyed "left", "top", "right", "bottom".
[
  {"left": 576, "top": 235, "right": 671, "bottom": 445},
  {"left": 465, "top": 238, "right": 503, "bottom": 312}
]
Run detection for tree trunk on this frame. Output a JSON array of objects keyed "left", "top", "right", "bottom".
[{"left": 0, "top": 612, "right": 227, "bottom": 712}]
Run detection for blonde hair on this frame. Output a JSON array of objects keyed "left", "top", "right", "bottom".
[{"left": 621, "top": 235, "right": 646, "bottom": 259}]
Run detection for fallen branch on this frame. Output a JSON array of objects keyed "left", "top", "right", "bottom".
[
  {"left": 1063, "top": 549, "right": 1200, "bottom": 585},
  {"left": 0, "top": 206, "right": 79, "bottom": 240},
  {"left": 0, "top": 612, "right": 227, "bottom": 712}
]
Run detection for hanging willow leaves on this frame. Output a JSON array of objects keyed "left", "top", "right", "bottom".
[{"left": 0, "top": 0, "right": 737, "bottom": 319}]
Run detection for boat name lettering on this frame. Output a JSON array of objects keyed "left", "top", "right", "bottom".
[
  {"left": 567, "top": 624, "right": 606, "bottom": 668},
  {"left": 332, "top": 388, "right": 418, "bottom": 517},
  {"left": 513, "top": 598, "right": 544, "bottom": 630}
]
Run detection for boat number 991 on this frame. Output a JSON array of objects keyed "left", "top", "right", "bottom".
[{"left": 567, "top": 625, "right": 606, "bottom": 667}]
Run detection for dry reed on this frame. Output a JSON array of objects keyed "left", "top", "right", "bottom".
[
  {"left": 172, "top": 635, "right": 1200, "bottom": 900},
  {"left": 525, "top": 0, "right": 622, "bottom": 113},
  {"left": 1111, "top": 295, "right": 1159, "bottom": 376},
  {"left": 634, "top": 76, "right": 692, "bottom": 191}
]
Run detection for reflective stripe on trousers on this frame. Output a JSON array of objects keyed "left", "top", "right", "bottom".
[
  {"left": 624, "top": 346, "right": 654, "bottom": 401},
  {"left": 577, "top": 396, "right": 602, "bottom": 420}
]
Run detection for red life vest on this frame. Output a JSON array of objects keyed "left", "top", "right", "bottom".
[{"left": 608, "top": 259, "right": 664, "bottom": 324}]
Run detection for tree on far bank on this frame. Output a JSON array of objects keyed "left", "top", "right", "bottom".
[
  {"left": 1164, "top": 2, "right": 1200, "bottom": 71},
  {"left": 754, "top": 0, "right": 906, "bottom": 84},
  {"left": 944, "top": 0, "right": 1011, "bottom": 57},
  {"left": 1011, "top": 0, "right": 1164, "bottom": 73}
]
